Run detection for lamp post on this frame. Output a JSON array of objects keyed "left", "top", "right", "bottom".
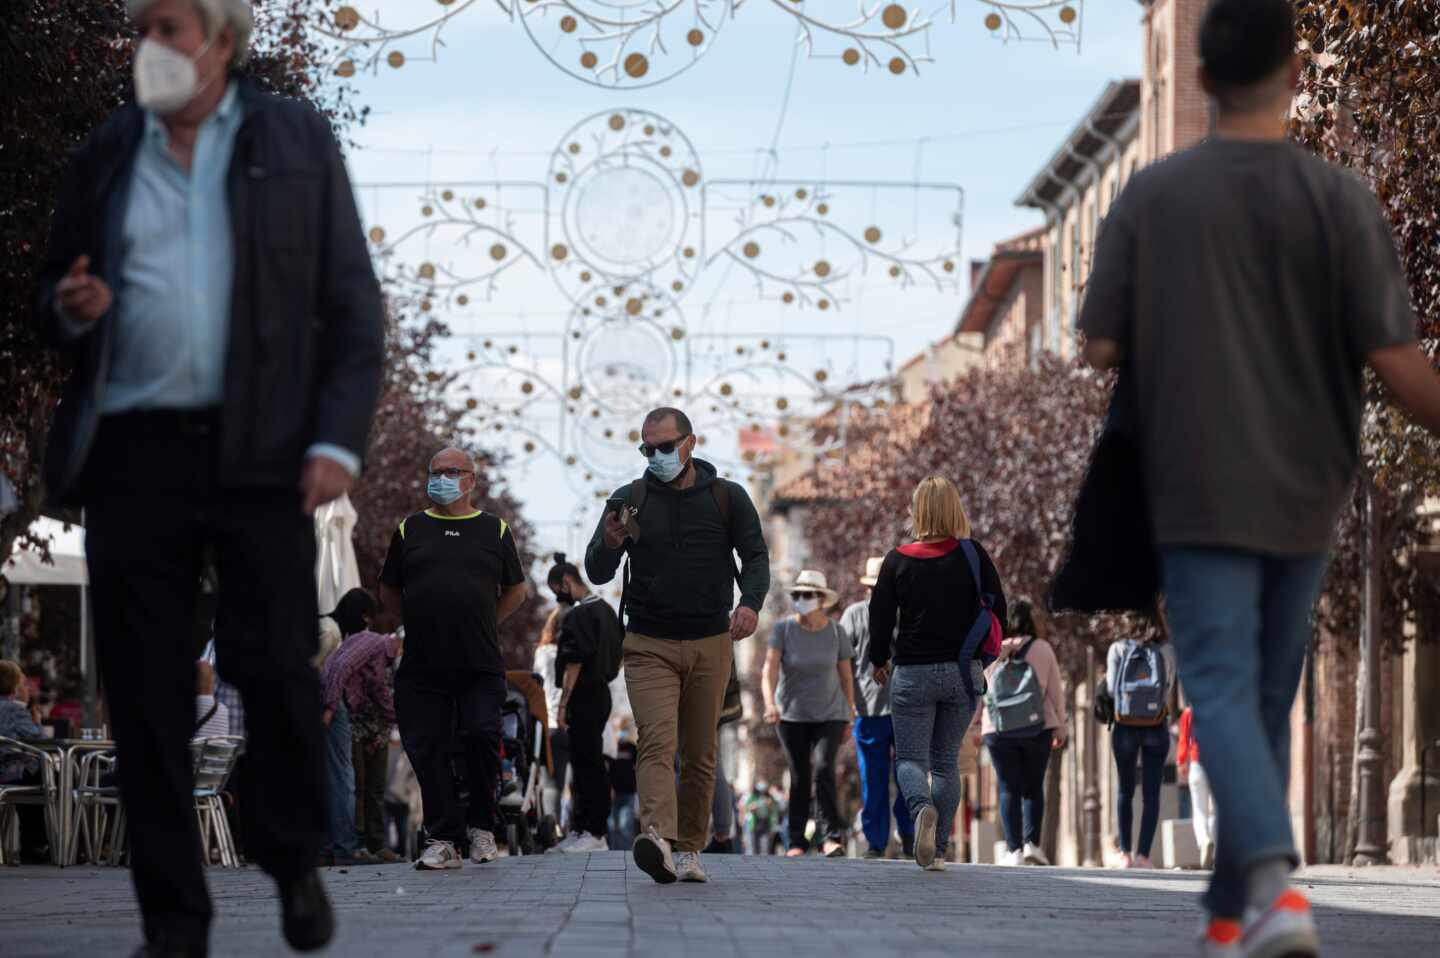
[
  {"left": 1353, "top": 479, "right": 1390, "bottom": 865},
  {"left": 1083, "top": 644, "right": 1104, "bottom": 867}
]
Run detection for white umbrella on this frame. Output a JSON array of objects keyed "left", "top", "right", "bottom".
[
  {"left": 314, "top": 493, "right": 362, "bottom": 614},
  {"left": 3, "top": 516, "right": 87, "bottom": 586}
]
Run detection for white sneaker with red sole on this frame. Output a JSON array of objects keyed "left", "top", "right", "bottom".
[{"left": 1242, "top": 889, "right": 1320, "bottom": 958}]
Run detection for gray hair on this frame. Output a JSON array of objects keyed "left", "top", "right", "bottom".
[{"left": 128, "top": 0, "right": 254, "bottom": 68}]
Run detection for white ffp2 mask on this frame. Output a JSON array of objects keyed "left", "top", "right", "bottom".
[
  {"left": 794, "top": 597, "right": 821, "bottom": 616},
  {"left": 133, "top": 38, "right": 212, "bottom": 115}
]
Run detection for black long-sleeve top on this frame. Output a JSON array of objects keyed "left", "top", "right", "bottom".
[
  {"left": 868, "top": 537, "right": 1008, "bottom": 667},
  {"left": 556, "top": 595, "right": 623, "bottom": 688}
]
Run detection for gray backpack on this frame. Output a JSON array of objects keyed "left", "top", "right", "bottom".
[
  {"left": 1115, "top": 640, "right": 1167, "bottom": 726},
  {"left": 985, "top": 638, "right": 1047, "bottom": 738}
]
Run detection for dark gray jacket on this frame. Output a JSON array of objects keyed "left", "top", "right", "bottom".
[{"left": 34, "top": 77, "right": 383, "bottom": 506}]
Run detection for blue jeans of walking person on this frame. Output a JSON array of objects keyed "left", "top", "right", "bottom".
[
  {"left": 1161, "top": 548, "right": 1328, "bottom": 920},
  {"left": 324, "top": 702, "right": 361, "bottom": 858},
  {"left": 890, "top": 661, "right": 981, "bottom": 858},
  {"left": 1112, "top": 723, "right": 1168, "bottom": 859},
  {"left": 986, "top": 729, "right": 1052, "bottom": 851},
  {"left": 854, "top": 716, "right": 913, "bottom": 854}
]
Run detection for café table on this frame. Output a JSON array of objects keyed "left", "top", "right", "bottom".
[{"left": 30, "top": 738, "right": 115, "bottom": 866}]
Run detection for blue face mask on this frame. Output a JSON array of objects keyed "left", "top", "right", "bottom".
[
  {"left": 427, "top": 475, "right": 464, "bottom": 506},
  {"left": 647, "top": 447, "right": 686, "bottom": 483}
]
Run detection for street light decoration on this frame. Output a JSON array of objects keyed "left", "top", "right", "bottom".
[{"left": 318, "top": 0, "right": 1084, "bottom": 89}]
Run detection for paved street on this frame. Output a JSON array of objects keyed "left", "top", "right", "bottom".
[{"left": 6, "top": 854, "right": 1438, "bottom": 957}]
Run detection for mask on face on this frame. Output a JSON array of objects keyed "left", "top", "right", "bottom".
[
  {"left": 426, "top": 475, "right": 464, "bottom": 506},
  {"left": 794, "top": 597, "right": 821, "bottom": 616},
  {"left": 133, "top": 37, "right": 213, "bottom": 115},
  {"left": 554, "top": 589, "right": 575, "bottom": 606},
  {"left": 646, "top": 445, "right": 687, "bottom": 483}
]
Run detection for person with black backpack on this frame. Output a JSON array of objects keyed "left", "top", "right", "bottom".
[
  {"left": 1105, "top": 626, "right": 1176, "bottom": 869},
  {"left": 981, "top": 600, "right": 1067, "bottom": 867},
  {"left": 545, "top": 554, "right": 623, "bottom": 854},
  {"left": 584, "top": 407, "right": 771, "bottom": 885}
]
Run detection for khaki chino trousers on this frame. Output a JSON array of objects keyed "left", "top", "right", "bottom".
[{"left": 623, "top": 632, "right": 733, "bottom": 852}]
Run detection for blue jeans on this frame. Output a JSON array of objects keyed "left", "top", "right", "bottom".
[
  {"left": 986, "top": 729, "right": 1052, "bottom": 851},
  {"left": 854, "top": 715, "right": 913, "bottom": 853},
  {"left": 324, "top": 702, "right": 360, "bottom": 857},
  {"left": 891, "top": 661, "right": 980, "bottom": 856},
  {"left": 1111, "top": 723, "right": 1168, "bottom": 858},
  {"left": 1161, "top": 547, "right": 1329, "bottom": 919}
]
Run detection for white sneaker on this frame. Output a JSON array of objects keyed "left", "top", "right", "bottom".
[
  {"left": 675, "top": 850, "right": 708, "bottom": 883},
  {"left": 913, "top": 805, "right": 938, "bottom": 869},
  {"left": 546, "top": 831, "right": 581, "bottom": 854},
  {"left": 924, "top": 856, "right": 947, "bottom": 872},
  {"left": 633, "top": 827, "right": 677, "bottom": 884},
  {"left": 468, "top": 827, "right": 498, "bottom": 864},
  {"left": 1023, "top": 842, "right": 1051, "bottom": 866},
  {"left": 998, "top": 849, "right": 1022, "bottom": 867},
  {"left": 560, "top": 832, "right": 609, "bottom": 853},
  {"left": 1242, "top": 889, "right": 1320, "bottom": 958},
  {"left": 415, "top": 839, "right": 462, "bottom": 870}
]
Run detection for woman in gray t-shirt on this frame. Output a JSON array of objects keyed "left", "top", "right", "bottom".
[{"left": 761, "top": 570, "right": 857, "bottom": 857}]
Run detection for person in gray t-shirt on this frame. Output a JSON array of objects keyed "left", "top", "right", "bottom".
[
  {"left": 1079, "top": 1, "right": 1440, "bottom": 951},
  {"left": 762, "top": 571, "right": 855, "bottom": 856},
  {"left": 838, "top": 557, "right": 914, "bottom": 858}
]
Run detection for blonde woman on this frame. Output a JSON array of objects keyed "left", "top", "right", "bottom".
[{"left": 869, "top": 476, "right": 1007, "bottom": 871}]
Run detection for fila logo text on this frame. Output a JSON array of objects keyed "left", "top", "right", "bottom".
[{"left": 445, "top": 531, "right": 461, "bottom": 537}]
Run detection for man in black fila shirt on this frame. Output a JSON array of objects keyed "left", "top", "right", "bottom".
[{"left": 379, "top": 447, "right": 528, "bottom": 870}]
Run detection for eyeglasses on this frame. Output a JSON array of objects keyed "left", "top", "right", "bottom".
[
  {"left": 790, "top": 591, "right": 821, "bottom": 601},
  {"left": 428, "top": 468, "right": 474, "bottom": 480},
  {"left": 638, "top": 435, "right": 690, "bottom": 458}
]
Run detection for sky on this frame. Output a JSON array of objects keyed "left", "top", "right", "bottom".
[{"left": 333, "top": 0, "right": 1144, "bottom": 563}]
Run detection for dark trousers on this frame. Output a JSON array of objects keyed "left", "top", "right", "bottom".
[
  {"left": 986, "top": 730, "right": 1053, "bottom": 850},
  {"left": 353, "top": 738, "right": 388, "bottom": 854},
  {"left": 566, "top": 682, "right": 612, "bottom": 837},
  {"left": 776, "top": 720, "right": 848, "bottom": 850},
  {"left": 82, "top": 412, "right": 326, "bottom": 947},
  {"left": 396, "top": 670, "right": 504, "bottom": 845},
  {"left": 1112, "top": 722, "right": 1169, "bottom": 857}
]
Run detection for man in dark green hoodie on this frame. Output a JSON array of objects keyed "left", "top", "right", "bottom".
[{"left": 585, "top": 407, "right": 769, "bottom": 884}]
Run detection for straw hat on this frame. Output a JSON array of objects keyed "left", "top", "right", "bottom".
[
  {"left": 859, "top": 556, "right": 885, "bottom": 588},
  {"left": 790, "top": 569, "right": 839, "bottom": 609}
]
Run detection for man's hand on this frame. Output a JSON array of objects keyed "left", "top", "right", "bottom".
[
  {"left": 763, "top": 703, "right": 780, "bottom": 725},
  {"left": 55, "top": 255, "right": 113, "bottom": 325},
  {"left": 555, "top": 702, "right": 569, "bottom": 732},
  {"left": 602, "top": 511, "right": 629, "bottom": 550},
  {"left": 300, "top": 455, "right": 353, "bottom": 516},
  {"left": 1053, "top": 730, "right": 1069, "bottom": 751},
  {"left": 729, "top": 606, "right": 758, "bottom": 642},
  {"left": 872, "top": 664, "right": 889, "bottom": 687}
]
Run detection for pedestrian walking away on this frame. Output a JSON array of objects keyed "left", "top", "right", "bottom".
[
  {"left": 982, "top": 599, "right": 1067, "bottom": 867},
  {"left": 869, "top": 476, "right": 1007, "bottom": 872},
  {"left": 1107, "top": 627, "right": 1176, "bottom": 870},
  {"left": 1080, "top": 2, "right": 1440, "bottom": 953},
  {"left": 317, "top": 589, "right": 383, "bottom": 867},
  {"left": 379, "top": 447, "right": 530, "bottom": 871},
  {"left": 841, "top": 556, "right": 915, "bottom": 860},
  {"left": 585, "top": 407, "right": 770, "bottom": 885},
  {"left": 545, "top": 554, "right": 621, "bottom": 854},
  {"left": 533, "top": 608, "right": 571, "bottom": 839},
  {"left": 763, "top": 570, "right": 856, "bottom": 858},
  {"left": 33, "top": 0, "right": 384, "bottom": 951},
  {"left": 1178, "top": 706, "right": 1217, "bottom": 871}
]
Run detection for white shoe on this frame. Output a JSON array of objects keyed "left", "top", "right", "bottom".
[
  {"left": 913, "top": 805, "right": 938, "bottom": 869},
  {"left": 1023, "top": 842, "right": 1050, "bottom": 866},
  {"left": 415, "top": 839, "right": 462, "bottom": 870},
  {"left": 1242, "top": 890, "right": 1320, "bottom": 958},
  {"left": 468, "top": 827, "right": 498, "bottom": 864},
  {"left": 633, "top": 827, "right": 677, "bottom": 884},
  {"left": 1202, "top": 841, "right": 1217, "bottom": 871},
  {"left": 547, "top": 831, "right": 581, "bottom": 854},
  {"left": 924, "top": 857, "right": 946, "bottom": 872},
  {"left": 560, "top": 832, "right": 610, "bottom": 853},
  {"left": 675, "top": 850, "right": 708, "bottom": 882}
]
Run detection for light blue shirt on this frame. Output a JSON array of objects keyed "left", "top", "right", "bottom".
[{"left": 80, "top": 84, "right": 358, "bottom": 475}]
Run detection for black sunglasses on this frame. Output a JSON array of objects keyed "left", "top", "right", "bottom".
[
  {"left": 638, "top": 435, "right": 691, "bottom": 458},
  {"left": 790, "top": 591, "right": 821, "bottom": 601}
]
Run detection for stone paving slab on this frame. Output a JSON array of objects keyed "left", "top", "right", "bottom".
[{"left": 5, "top": 853, "right": 1438, "bottom": 957}]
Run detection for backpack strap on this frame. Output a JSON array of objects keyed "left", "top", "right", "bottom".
[
  {"left": 618, "top": 479, "right": 648, "bottom": 628},
  {"left": 957, "top": 540, "right": 996, "bottom": 698},
  {"left": 711, "top": 480, "right": 742, "bottom": 582},
  {"left": 1015, "top": 637, "right": 1039, "bottom": 662}
]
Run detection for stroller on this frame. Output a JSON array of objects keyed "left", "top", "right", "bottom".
[{"left": 449, "top": 671, "right": 557, "bottom": 856}]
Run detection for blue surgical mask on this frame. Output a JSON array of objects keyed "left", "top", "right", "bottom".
[
  {"left": 647, "top": 448, "right": 686, "bottom": 483},
  {"left": 427, "top": 475, "right": 464, "bottom": 505}
]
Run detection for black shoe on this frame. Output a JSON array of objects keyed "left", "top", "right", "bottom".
[
  {"left": 130, "top": 931, "right": 207, "bottom": 958},
  {"left": 278, "top": 870, "right": 335, "bottom": 952},
  {"left": 863, "top": 848, "right": 885, "bottom": 860}
]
